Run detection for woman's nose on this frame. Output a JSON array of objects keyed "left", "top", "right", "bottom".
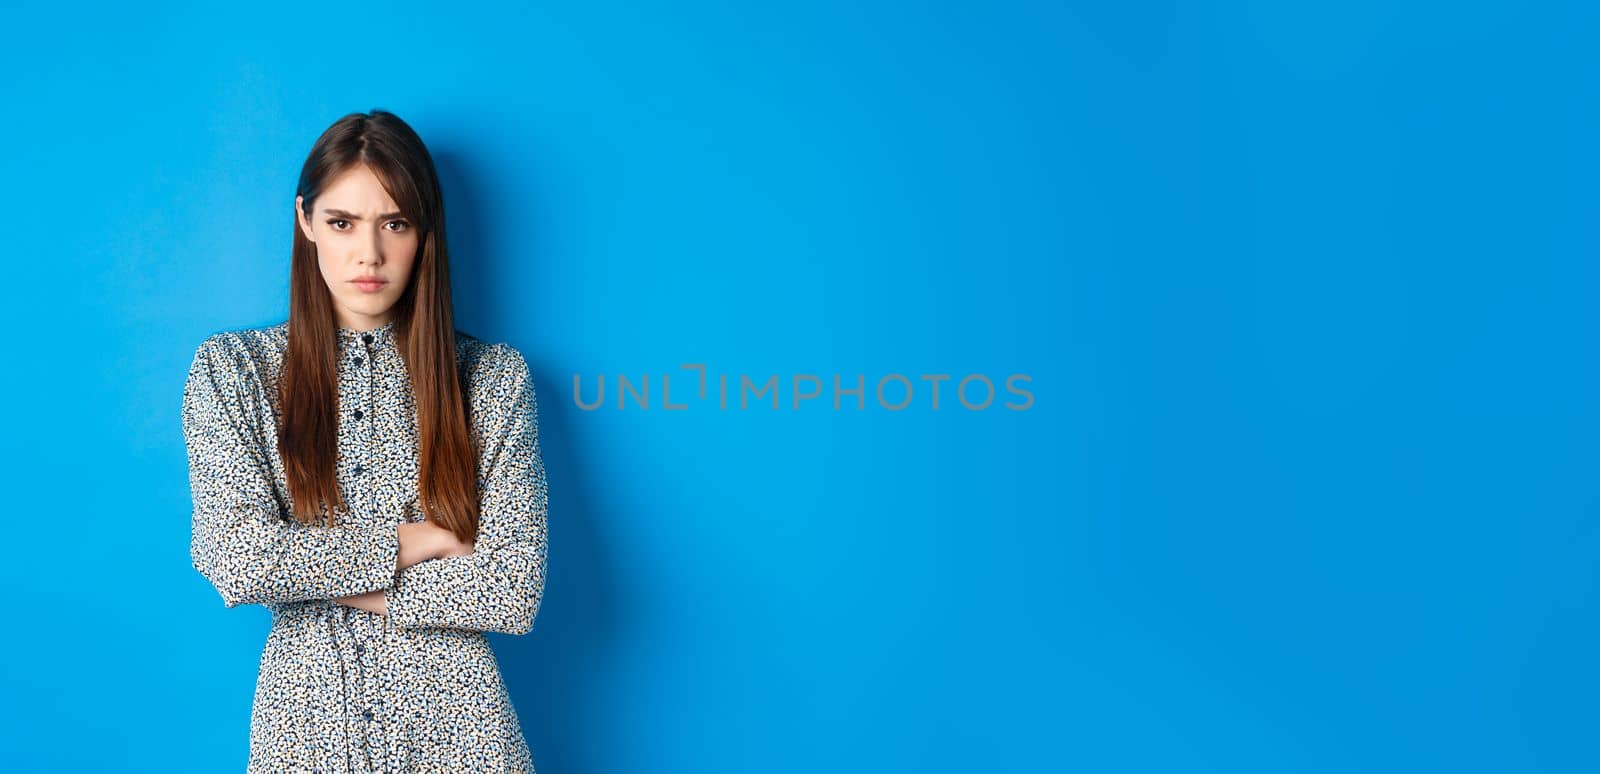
[{"left": 359, "top": 227, "right": 384, "bottom": 265}]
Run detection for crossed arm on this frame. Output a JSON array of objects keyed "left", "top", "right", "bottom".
[
  {"left": 332, "top": 521, "right": 474, "bottom": 615},
  {"left": 182, "top": 335, "right": 549, "bottom": 635}
]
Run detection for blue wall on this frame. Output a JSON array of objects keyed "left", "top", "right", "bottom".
[{"left": 2, "top": 1, "right": 1596, "bottom": 771}]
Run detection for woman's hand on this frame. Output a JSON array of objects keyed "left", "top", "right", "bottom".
[
  {"left": 433, "top": 526, "right": 476, "bottom": 558},
  {"left": 335, "top": 588, "right": 386, "bottom": 614},
  {"left": 397, "top": 520, "right": 475, "bottom": 570}
]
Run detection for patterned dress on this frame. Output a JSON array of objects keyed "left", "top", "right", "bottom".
[{"left": 181, "top": 318, "right": 549, "bottom": 772}]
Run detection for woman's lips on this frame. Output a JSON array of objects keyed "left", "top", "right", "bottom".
[{"left": 351, "top": 278, "right": 388, "bottom": 293}]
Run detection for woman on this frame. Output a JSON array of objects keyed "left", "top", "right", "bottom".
[{"left": 181, "top": 110, "right": 549, "bottom": 772}]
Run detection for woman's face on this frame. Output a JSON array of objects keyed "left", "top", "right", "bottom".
[{"left": 295, "top": 163, "right": 419, "bottom": 330}]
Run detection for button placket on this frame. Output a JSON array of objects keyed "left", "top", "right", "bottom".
[
  {"left": 335, "top": 326, "right": 394, "bottom": 772},
  {"left": 329, "top": 607, "right": 374, "bottom": 771},
  {"left": 349, "top": 612, "right": 385, "bottom": 770},
  {"left": 350, "top": 333, "right": 375, "bottom": 511}
]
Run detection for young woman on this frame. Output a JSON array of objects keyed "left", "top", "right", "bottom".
[{"left": 181, "top": 110, "right": 549, "bottom": 772}]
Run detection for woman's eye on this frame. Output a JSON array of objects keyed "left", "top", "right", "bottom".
[{"left": 322, "top": 219, "right": 408, "bottom": 232}]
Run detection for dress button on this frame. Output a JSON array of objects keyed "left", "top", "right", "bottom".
[
  {"left": 353, "top": 356, "right": 364, "bottom": 366},
  {"left": 353, "top": 409, "right": 364, "bottom": 420},
  {"left": 362, "top": 710, "right": 374, "bottom": 721},
  {"left": 354, "top": 464, "right": 365, "bottom": 476},
  {"left": 362, "top": 333, "right": 373, "bottom": 344},
  {"left": 355, "top": 643, "right": 365, "bottom": 656}
]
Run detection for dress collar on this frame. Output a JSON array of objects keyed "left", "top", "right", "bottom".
[{"left": 335, "top": 318, "right": 397, "bottom": 348}]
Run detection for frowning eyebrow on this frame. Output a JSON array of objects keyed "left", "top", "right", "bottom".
[{"left": 321, "top": 208, "right": 407, "bottom": 220}]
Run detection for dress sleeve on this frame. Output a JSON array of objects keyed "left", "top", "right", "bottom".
[
  {"left": 183, "top": 335, "right": 402, "bottom": 608},
  {"left": 384, "top": 345, "right": 550, "bottom": 635}
]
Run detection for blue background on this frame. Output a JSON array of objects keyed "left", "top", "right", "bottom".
[{"left": 2, "top": 1, "right": 1596, "bottom": 771}]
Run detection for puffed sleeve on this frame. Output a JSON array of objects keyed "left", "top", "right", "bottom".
[
  {"left": 183, "top": 334, "right": 402, "bottom": 608},
  {"left": 384, "top": 344, "right": 549, "bottom": 635}
]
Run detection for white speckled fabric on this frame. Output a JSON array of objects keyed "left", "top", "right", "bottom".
[{"left": 182, "top": 318, "right": 548, "bottom": 772}]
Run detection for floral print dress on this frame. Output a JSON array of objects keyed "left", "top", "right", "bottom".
[{"left": 181, "top": 318, "right": 549, "bottom": 772}]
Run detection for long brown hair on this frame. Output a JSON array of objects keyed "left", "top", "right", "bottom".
[{"left": 279, "top": 109, "right": 479, "bottom": 544}]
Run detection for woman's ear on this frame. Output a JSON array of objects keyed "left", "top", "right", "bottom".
[{"left": 295, "top": 195, "right": 315, "bottom": 243}]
